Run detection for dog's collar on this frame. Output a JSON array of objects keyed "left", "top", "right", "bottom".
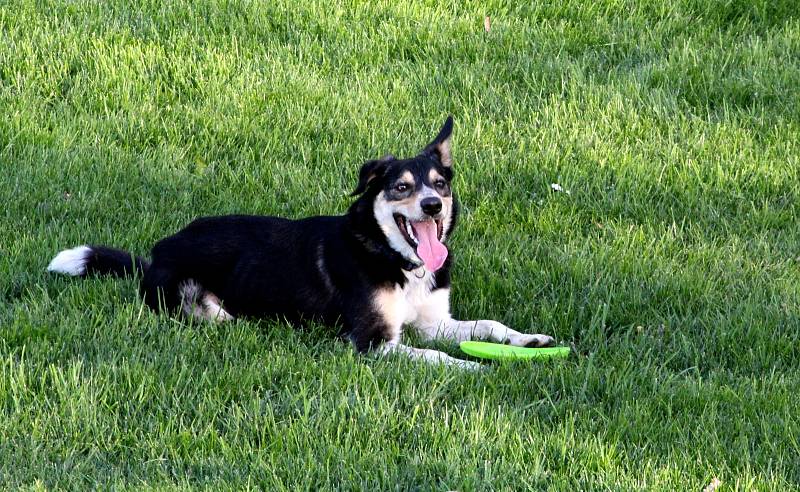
[{"left": 400, "top": 259, "right": 420, "bottom": 271}]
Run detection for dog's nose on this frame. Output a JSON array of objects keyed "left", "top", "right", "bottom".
[{"left": 420, "top": 197, "right": 442, "bottom": 216}]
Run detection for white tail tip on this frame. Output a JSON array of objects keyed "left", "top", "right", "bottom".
[{"left": 47, "top": 245, "right": 92, "bottom": 276}]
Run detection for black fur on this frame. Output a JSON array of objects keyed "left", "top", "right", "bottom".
[
  {"left": 62, "top": 118, "right": 458, "bottom": 353},
  {"left": 84, "top": 246, "right": 149, "bottom": 278}
]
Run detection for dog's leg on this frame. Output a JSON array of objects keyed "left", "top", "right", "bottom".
[
  {"left": 380, "top": 342, "right": 481, "bottom": 370},
  {"left": 347, "top": 284, "right": 479, "bottom": 369},
  {"left": 178, "top": 279, "right": 234, "bottom": 322},
  {"left": 411, "top": 288, "right": 554, "bottom": 347},
  {"left": 427, "top": 320, "right": 554, "bottom": 347},
  {"left": 199, "top": 291, "right": 234, "bottom": 322}
]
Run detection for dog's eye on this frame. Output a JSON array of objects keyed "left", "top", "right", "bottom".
[
  {"left": 395, "top": 183, "right": 410, "bottom": 193},
  {"left": 434, "top": 180, "right": 447, "bottom": 190}
]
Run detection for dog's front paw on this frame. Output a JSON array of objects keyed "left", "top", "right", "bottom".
[
  {"left": 453, "top": 358, "right": 483, "bottom": 371},
  {"left": 507, "top": 333, "right": 555, "bottom": 348}
]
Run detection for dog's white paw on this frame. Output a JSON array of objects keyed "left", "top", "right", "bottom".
[{"left": 507, "top": 333, "right": 555, "bottom": 348}]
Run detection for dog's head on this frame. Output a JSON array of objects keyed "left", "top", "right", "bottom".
[{"left": 350, "top": 117, "right": 457, "bottom": 272}]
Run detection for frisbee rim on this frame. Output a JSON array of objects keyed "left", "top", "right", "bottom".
[{"left": 459, "top": 341, "right": 571, "bottom": 361}]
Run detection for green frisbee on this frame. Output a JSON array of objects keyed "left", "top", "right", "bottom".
[{"left": 460, "top": 341, "right": 571, "bottom": 361}]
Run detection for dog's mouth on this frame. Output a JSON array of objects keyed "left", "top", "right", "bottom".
[
  {"left": 393, "top": 214, "right": 448, "bottom": 272},
  {"left": 393, "top": 214, "right": 444, "bottom": 247}
]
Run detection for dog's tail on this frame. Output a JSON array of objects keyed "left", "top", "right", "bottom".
[{"left": 47, "top": 245, "right": 149, "bottom": 278}]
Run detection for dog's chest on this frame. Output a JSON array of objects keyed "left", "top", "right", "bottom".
[
  {"left": 399, "top": 270, "right": 436, "bottom": 322},
  {"left": 375, "top": 270, "right": 436, "bottom": 330}
]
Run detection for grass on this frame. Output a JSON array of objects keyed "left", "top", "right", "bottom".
[{"left": 1, "top": 0, "right": 799, "bottom": 489}]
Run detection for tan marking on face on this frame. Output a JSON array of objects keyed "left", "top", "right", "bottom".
[
  {"left": 385, "top": 171, "right": 419, "bottom": 210},
  {"left": 399, "top": 171, "right": 415, "bottom": 186},
  {"left": 385, "top": 178, "right": 420, "bottom": 213},
  {"left": 428, "top": 169, "right": 444, "bottom": 184}
]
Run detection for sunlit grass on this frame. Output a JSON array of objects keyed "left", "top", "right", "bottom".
[{"left": 1, "top": 0, "right": 799, "bottom": 489}]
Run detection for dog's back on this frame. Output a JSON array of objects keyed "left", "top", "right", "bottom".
[{"left": 145, "top": 214, "right": 354, "bottom": 321}]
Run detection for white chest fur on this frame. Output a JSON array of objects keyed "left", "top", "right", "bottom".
[
  {"left": 373, "top": 269, "right": 449, "bottom": 343},
  {"left": 399, "top": 269, "right": 437, "bottom": 323}
]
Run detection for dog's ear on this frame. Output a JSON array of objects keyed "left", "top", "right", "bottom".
[
  {"left": 351, "top": 154, "right": 395, "bottom": 196},
  {"left": 421, "top": 116, "right": 453, "bottom": 167}
]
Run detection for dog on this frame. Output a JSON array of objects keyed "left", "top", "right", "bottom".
[{"left": 47, "top": 117, "right": 554, "bottom": 369}]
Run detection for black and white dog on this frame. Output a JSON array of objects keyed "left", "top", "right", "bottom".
[{"left": 48, "top": 117, "right": 553, "bottom": 368}]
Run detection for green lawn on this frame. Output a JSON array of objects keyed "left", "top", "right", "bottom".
[{"left": 2, "top": 0, "right": 799, "bottom": 489}]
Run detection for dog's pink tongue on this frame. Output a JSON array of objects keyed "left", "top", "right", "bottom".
[{"left": 411, "top": 221, "right": 448, "bottom": 272}]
